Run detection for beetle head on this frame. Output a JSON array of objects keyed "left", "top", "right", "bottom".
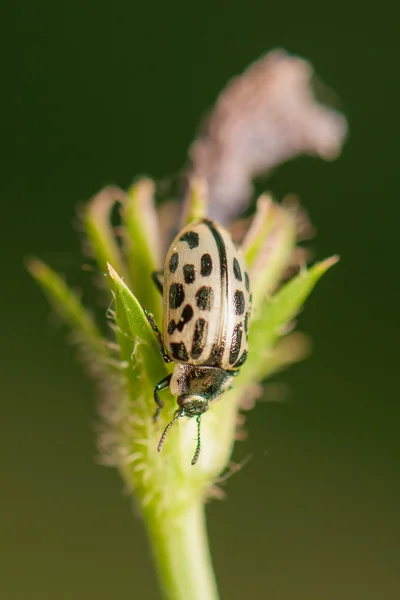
[
  {"left": 157, "top": 396, "right": 208, "bottom": 465},
  {"left": 178, "top": 394, "right": 209, "bottom": 417}
]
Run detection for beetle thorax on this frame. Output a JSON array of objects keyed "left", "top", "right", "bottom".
[{"left": 170, "top": 363, "right": 234, "bottom": 411}]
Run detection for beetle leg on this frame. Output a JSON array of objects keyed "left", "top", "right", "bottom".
[
  {"left": 153, "top": 374, "right": 172, "bottom": 421},
  {"left": 151, "top": 270, "right": 164, "bottom": 295},
  {"left": 144, "top": 309, "right": 172, "bottom": 363}
]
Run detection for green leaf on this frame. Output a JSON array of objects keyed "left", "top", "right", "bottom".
[
  {"left": 83, "top": 186, "right": 131, "bottom": 290},
  {"left": 26, "top": 258, "right": 110, "bottom": 364},
  {"left": 246, "top": 256, "right": 339, "bottom": 382},
  {"left": 123, "top": 179, "right": 163, "bottom": 323},
  {"left": 107, "top": 263, "right": 168, "bottom": 388}
]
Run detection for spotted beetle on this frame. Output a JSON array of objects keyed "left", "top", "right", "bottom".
[{"left": 146, "top": 218, "right": 251, "bottom": 465}]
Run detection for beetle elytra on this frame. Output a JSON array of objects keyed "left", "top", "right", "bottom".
[{"left": 146, "top": 218, "right": 251, "bottom": 465}]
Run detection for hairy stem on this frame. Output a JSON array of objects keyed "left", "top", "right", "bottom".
[{"left": 144, "top": 501, "right": 219, "bottom": 600}]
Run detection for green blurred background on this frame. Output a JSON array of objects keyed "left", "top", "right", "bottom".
[{"left": 2, "top": 1, "right": 399, "bottom": 599}]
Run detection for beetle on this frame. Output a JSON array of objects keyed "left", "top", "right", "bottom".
[{"left": 146, "top": 217, "right": 251, "bottom": 465}]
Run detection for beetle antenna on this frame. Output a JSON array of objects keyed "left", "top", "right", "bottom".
[
  {"left": 191, "top": 416, "right": 202, "bottom": 466},
  {"left": 157, "top": 410, "right": 184, "bottom": 453}
]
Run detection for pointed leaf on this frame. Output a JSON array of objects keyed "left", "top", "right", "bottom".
[
  {"left": 230, "top": 257, "right": 338, "bottom": 401},
  {"left": 107, "top": 264, "right": 168, "bottom": 387},
  {"left": 83, "top": 186, "right": 130, "bottom": 289},
  {"left": 249, "top": 256, "right": 339, "bottom": 353},
  {"left": 123, "top": 179, "right": 163, "bottom": 322},
  {"left": 27, "top": 258, "right": 110, "bottom": 364}
]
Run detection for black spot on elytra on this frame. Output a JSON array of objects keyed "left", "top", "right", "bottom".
[
  {"left": 183, "top": 264, "right": 196, "bottom": 284},
  {"left": 167, "top": 320, "right": 176, "bottom": 335},
  {"left": 229, "top": 323, "right": 243, "bottom": 365},
  {"left": 234, "top": 290, "right": 245, "bottom": 315},
  {"left": 234, "top": 349, "right": 248, "bottom": 367},
  {"left": 204, "top": 220, "right": 228, "bottom": 289},
  {"left": 179, "top": 231, "right": 199, "bottom": 249},
  {"left": 244, "top": 272, "right": 250, "bottom": 292},
  {"left": 191, "top": 318, "right": 208, "bottom": 359},
  {"left": 177, "top": 304, "right": 194, "bottom": 331},
  {"left": 196, "top": 286, "right": 214, "bottom": 311},
  {"left": 201, "top": 254, "right": 213, "bottom": 276},
  {"left": 167, "top": 304, "right": 194, "bottom": 334},
  {"left": 169, "top": 283, "right": 184, "bottom": 309},
  {"left": 170, "top": 342, "right": 189, "bottom": 361},
  {"left": 167, "top": 304, "right": 193, "bottom": 335},
  {"left": 233, "top": 258, "right": 242, "bottom": 281},
  {"left": 169, "top": 252, "right": 179, "bottom": 273}
]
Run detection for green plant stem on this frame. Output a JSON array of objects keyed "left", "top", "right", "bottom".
[{"left": 144, "top": 501, "right": 219, "bottom": 600}]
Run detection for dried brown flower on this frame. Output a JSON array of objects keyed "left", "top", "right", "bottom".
[{"left": 189, "top": 49, "right": 347, "bottom": 223}]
